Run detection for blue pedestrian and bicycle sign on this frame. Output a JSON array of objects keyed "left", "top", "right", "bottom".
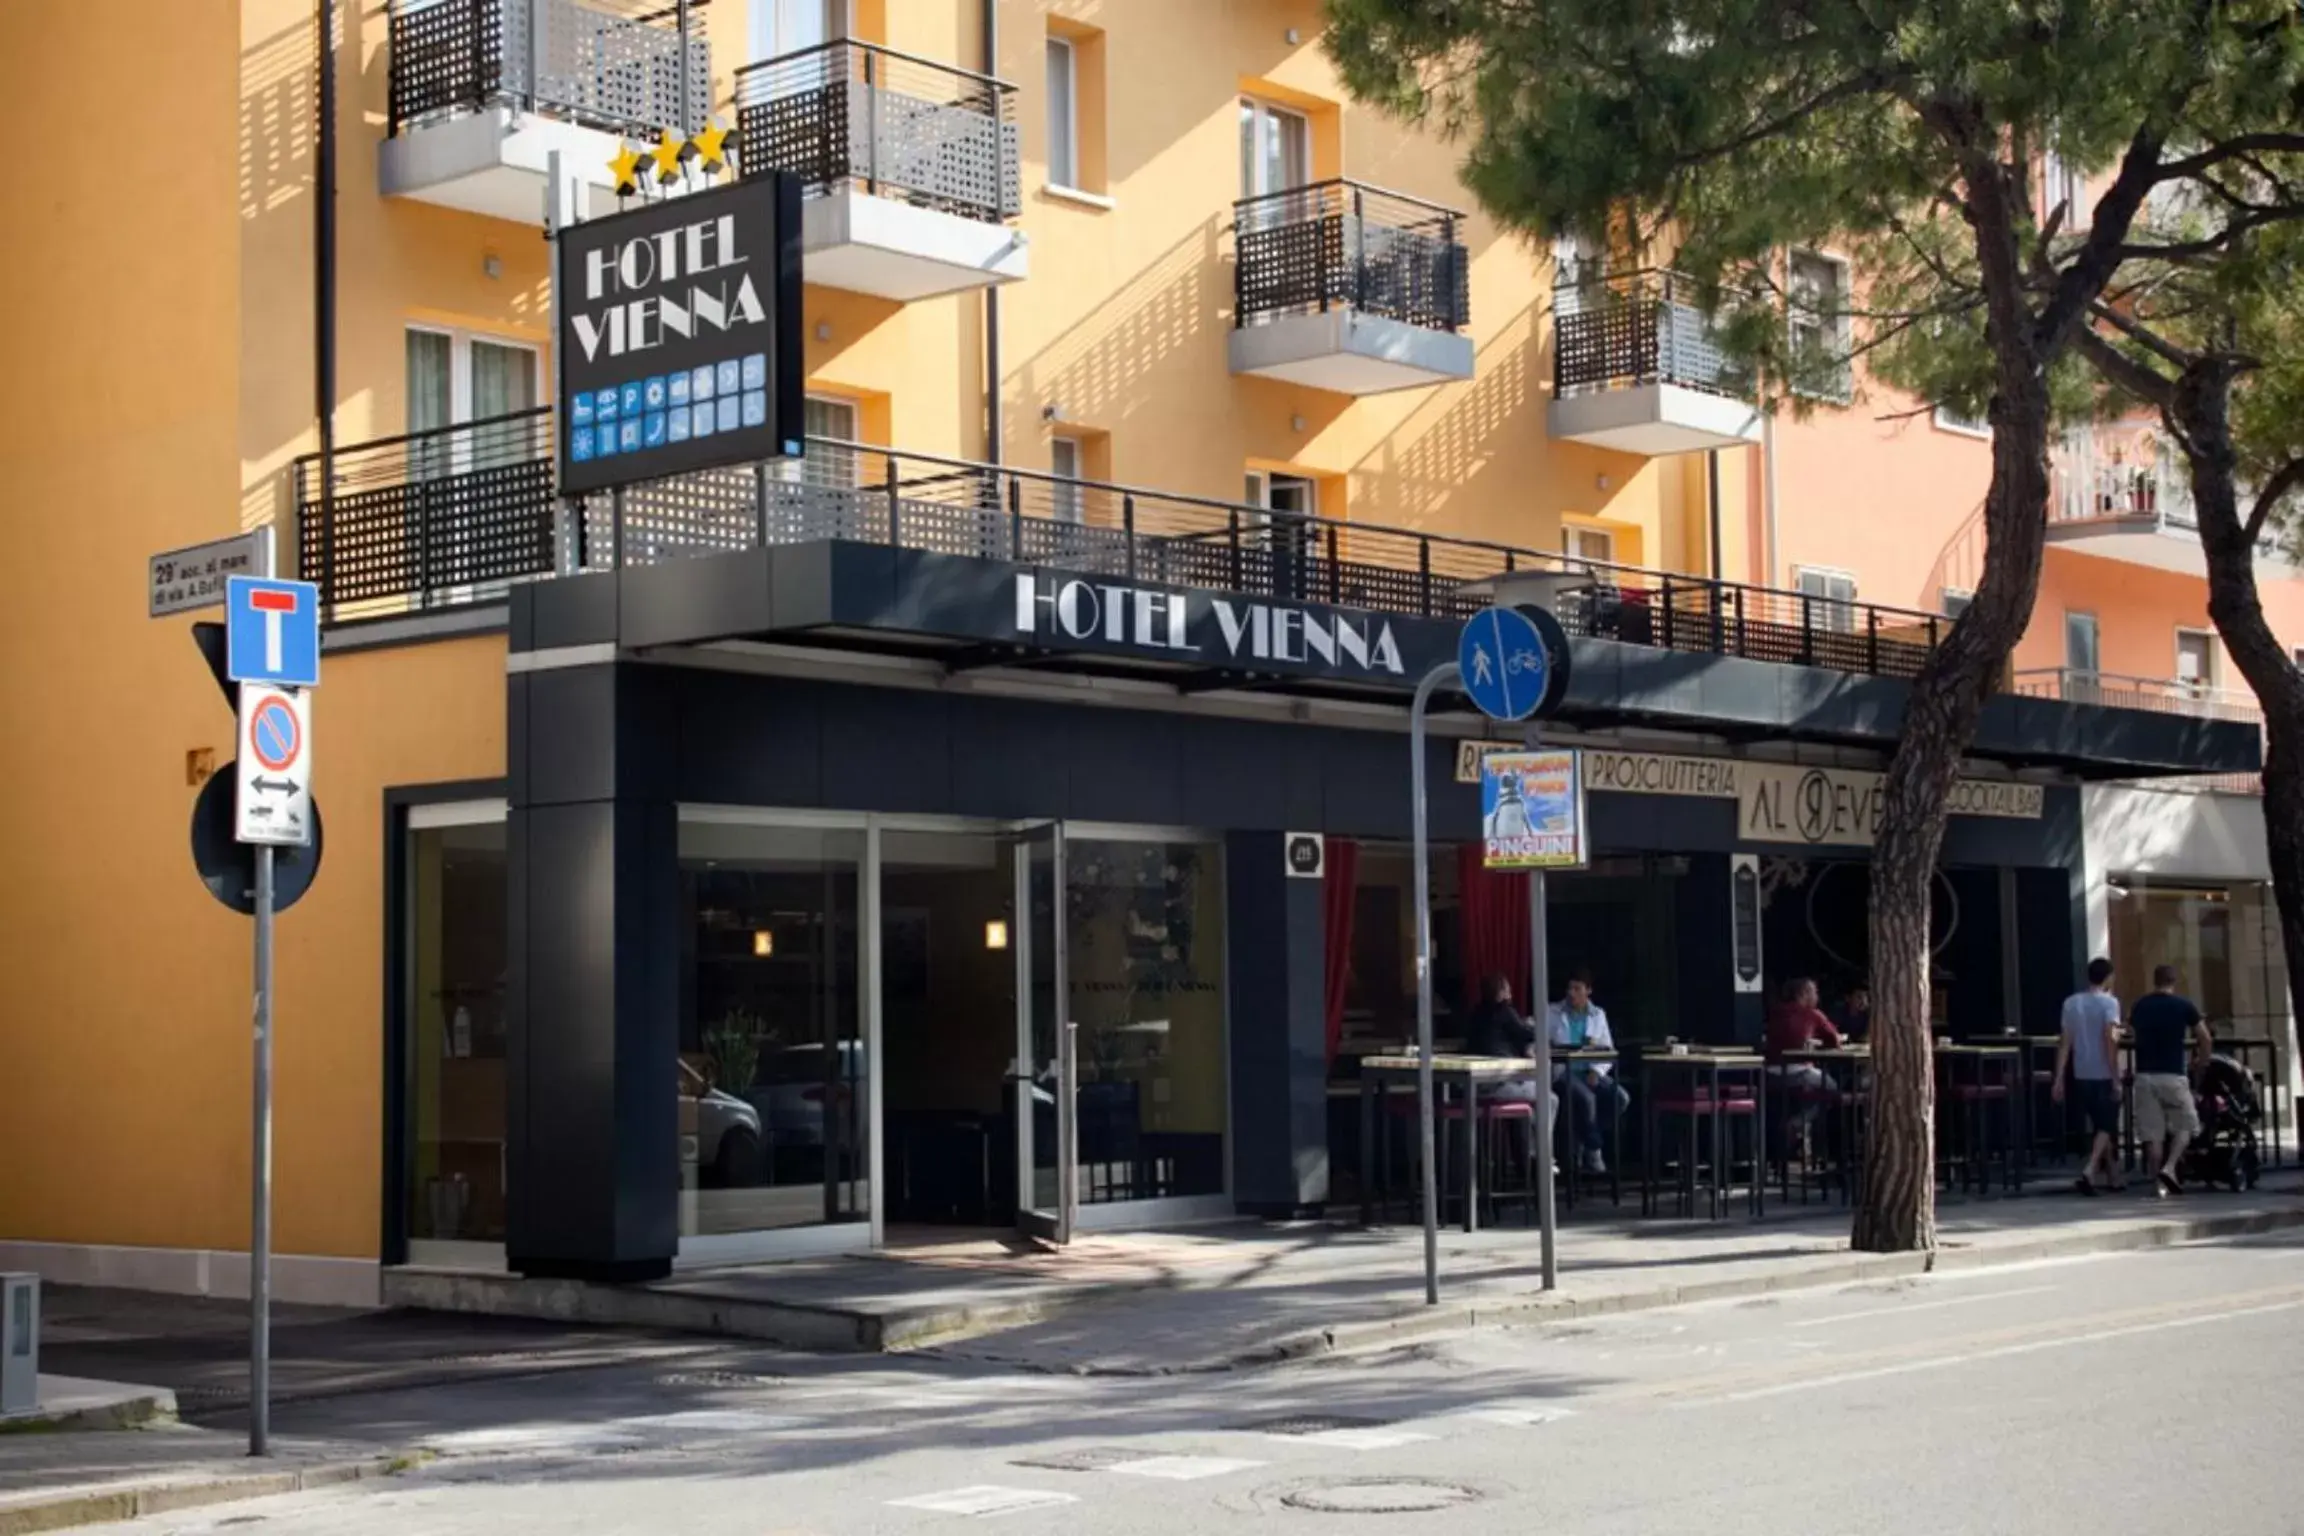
[
  {"left": 225, "top": 577, "right": 321, "bottom": 689},
  {"left": 1458, "top": 604, "right": 1552, "bottom": 722}
]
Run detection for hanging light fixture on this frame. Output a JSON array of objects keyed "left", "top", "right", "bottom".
[
  {"left": 752, "top": 929, "right": 775, "bottom": 957},
  {"left": 984, "top": 919, "right": 1010, "bottom": 951}
]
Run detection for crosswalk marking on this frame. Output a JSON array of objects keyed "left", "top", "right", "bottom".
[
  {"left": 1106, "top": 1455, "right": 1266, "bottom": 1481},
  {"left": 888, "top": 1486, "right": 1080, "bottom": 1517},
  {"left": 1282, "top": 1426, "right": 1436, "bottom": 1450}
]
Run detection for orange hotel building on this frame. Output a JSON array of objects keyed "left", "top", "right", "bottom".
[{"left": 0, "top": 0, "right": 2278, "bottom": 1297}]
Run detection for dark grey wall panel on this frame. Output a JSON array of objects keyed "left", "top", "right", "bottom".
[{"left": 1225, "top": 832, "right": 1329, "bottom": 1213}]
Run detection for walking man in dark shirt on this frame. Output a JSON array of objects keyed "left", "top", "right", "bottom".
[{"left": 2131, "top": 964, "right": 2214, "bottom": 1196}]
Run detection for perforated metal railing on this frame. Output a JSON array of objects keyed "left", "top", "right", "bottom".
[
  {"left": 387, "top": 0, "right": 710, "bottom": 140},
  {"left": 1234, "top": 180, "right": 1470, "bottom": 333},
  {"left": 735, "top": 40, "right": 1020, "bottom": 223},
  {"left": 1554, "top": 269, "right": 1747, "bottom": 399},
  {"left": 2014, "top": 668, "right": 2264, "bottom": 792},
  {"left": 293, "top": 410, "right": 1960, "bottom": 685}
]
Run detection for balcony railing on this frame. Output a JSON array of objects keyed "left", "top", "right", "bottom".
[
  {"left": 735, "top": 40, "right": 1021, "bottom": 224},
  {"left": 2014, "top": 667, "right": 2262, "bottom": 791},
  {"left": 291, "top": 410, "right": 557, "bottom": 616},
  {"left": 387, "top": 0, "right": 710, "bottom": 140},
  {"left": 293, "top": 408, "right": 1967, "bottom": 688},
  {"left": 2049, "top": 428, "right": 2196, "bottom": 529},
  {"left": 1233, "top": 180, "right": 1470, "bottom": 333},
  {"left": 1554, "top": 269, "right": 1745, "bottom": 399}
]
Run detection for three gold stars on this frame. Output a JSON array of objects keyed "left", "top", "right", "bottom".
[{"left": 608, "top": 121, "right": 737, "bottom": 201}]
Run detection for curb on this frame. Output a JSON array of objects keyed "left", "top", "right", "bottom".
[
  {"left": 1047, "top": 1202, "right": 2304, "bottom": 1375},
  {"left": 0, "top": 1452, "right": 421, "bottom": 1536},
  {"left": 0, "top": 1394, "right": 176, "bottom": 1437}
]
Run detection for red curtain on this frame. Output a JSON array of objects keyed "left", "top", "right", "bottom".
[
  {"left": 1322, "top": 837, "right": 1361, "bottom": 1064},
  {"left": 1457, "top": 845, "right": 1531, "bottom": 1014}
]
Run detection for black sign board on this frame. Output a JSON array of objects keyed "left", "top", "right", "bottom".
[{"left": 556, "top": 173, "right": 804, "bottom": 496}]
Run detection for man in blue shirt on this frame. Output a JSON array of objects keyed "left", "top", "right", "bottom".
[
  {"left": 2053, "top": 958, "right": 2123, "bottom": 1194},
  {"left": 2130, "top": 964, "right": 2213, "bottom": 1195},
  {"left": 1546, "top": 971, "right": 1627, "bottom": 1175}
]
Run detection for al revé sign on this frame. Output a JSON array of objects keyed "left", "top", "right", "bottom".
[{"left": 556, "top": 173, "right": 805, "bottom": 496}]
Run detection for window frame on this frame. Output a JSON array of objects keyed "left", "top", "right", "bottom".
[
  {"left": 1561, "top": 523, "right": 1615, "bottom": 567},
  {"left": 1793, "top": 564, "right": 1860, "bottom": 634},
  {"left": 749, "top": 0, "right": 847, "bottom": 65},
  {"left": 1045, "top": 34, "right": 1079, "bottom": 191},
  {"left": 1940, "top": 586, "right": 1973, "bottom": 619},
  {"left": 2175, "top": 626, "right": 2219, "bottom": 694},
  {"left": 1786, "top": 248, "right": 1854, "bottom": 403},
  {"left": 1050, "top": 433, "right": 1085, "bottom": 524},
  {"left": 1238, "top": 96, "right": 1311, "bottom": 202},
  {"left": 775, "top": 392, "right": 861, "bottom": 489},
  {"left": 405, "top": 322, "right": 541, "bottom": 431},
  {"left": 2064, "top": 609, "right": 2102, "bottom": 679},
  {"left": 1931, "top": 405, "right": 1991, "bottom": 439}
]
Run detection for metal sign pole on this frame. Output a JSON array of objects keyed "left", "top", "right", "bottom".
[
  {"left": 250, "top": 841, "right": 275, "bottom": 1456},
  {"left": 1409, "top": 660, "right": 1458, "bottom": 1307},
  {"left": 1528, "top": 861, "right": 1558, "bottom": 1291}
]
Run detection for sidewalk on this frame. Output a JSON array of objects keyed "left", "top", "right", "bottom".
[
  {"left": 0, "top": 1430, "right": 403, "bottom": 1536},
  {"left": 390, "top": 1169, "right": 2304, "bottom": 1369}
]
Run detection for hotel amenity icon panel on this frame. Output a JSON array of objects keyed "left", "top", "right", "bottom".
[{"left": 567, "top": 354, "right": 770, "bottom": 463}]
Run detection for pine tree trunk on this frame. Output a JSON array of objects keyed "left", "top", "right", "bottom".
[
  {"left": 2169, "top": 369, "right": 2304, "bottom": 1096},
  {"left": 1853, "top": 298, "right": 2054, "bottom": 1254}
]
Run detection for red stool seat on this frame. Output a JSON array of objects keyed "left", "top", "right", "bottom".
[{"left": 1654, "top": 1095, "right": 1758, "bottom": 1115}]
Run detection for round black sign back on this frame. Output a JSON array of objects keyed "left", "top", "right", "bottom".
[{"left": 190, "top": 764, "right": 324, "bottom": 915}]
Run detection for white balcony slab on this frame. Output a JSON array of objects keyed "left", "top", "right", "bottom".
[
  {"left": 801, "top": 189, "right": 1029, "bottom": 301},
  {"left": 1227, "top": 310, "right": 1474, "bottom": 395},
  {"left": 1548, "top": 382, "right": 1763, "bottom": 456},
  {"left": 379, "top": 107, "right": 628, "bottom": 226}
]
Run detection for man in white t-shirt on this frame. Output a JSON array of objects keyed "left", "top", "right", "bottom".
[
  {"left": 2053, "top": 957, "right": 2124, "bottom": 1194},
  {"left": 1546, "top": 971, "right": 1628, "bottom": 1175}
]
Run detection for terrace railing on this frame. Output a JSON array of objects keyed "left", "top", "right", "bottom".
[
  {"left": 387, "top": 0, "right": 710, "bottom": 139},
  {"left": 1234, "top": 180, "right": 1470, "bottom": 333},
  {"left": 735, "top": 40, "right": 1020, "bottom": 224},
  {"left": 2014, "top": 667, "right": 2263, "bottom": 792},
  {"left": 1554, "top": 268, "right": 1747, "bottom": 399},
  {"left": 293, "top": 408, "right": 1963, "bottom": 688}
]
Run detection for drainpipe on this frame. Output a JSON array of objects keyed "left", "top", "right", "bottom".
[
  {"left": 315, "top": 0, "right": 338, "bottom": 609},
  {"left": 982, "top": 0, "right": 1002, "bottom": 466},
  {"left": 1706, "top": 448, "right": 1723, "bottom": 583}
]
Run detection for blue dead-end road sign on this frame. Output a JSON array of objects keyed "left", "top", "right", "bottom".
[
  {"left": 1458, "top": 605, "right": 1550, "bottom": 722},
  {"left": 225, "top": 577, "right": 321, "bottom": 688}
]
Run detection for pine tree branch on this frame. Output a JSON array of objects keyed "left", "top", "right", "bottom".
[{"left": 2246, "top": 458, "right": 2304, "bottom": 544}]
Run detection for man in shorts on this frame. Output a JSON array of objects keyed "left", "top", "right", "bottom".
[
  {"left": 2052, "top": 958, "right": 2123, "bottom": 1194},
  {"left": 2130, "top": 964, "right": 2213, "bottom": 1196}
]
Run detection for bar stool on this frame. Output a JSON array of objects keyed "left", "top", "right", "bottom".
[
  {"left": 1941, "top": 1056, "right": 2019, "bottom": 1194},
  {"left": 1643, "top": 1083, "right": 1759, "bottom": 1220},
  {"left": 1557, "top": 1076, "right": 1626, "bottom": 1210},
  {"left": 1436, "top": 1093, "right": 1539, "bottom": 1227}
]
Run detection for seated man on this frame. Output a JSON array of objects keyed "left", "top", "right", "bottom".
[
  {"left": 1547, "top": 970, "right": 1630, "bottom": 1175},
  {"left": 1765, "top": 976, "right": 1843, "bottom": 1141}
]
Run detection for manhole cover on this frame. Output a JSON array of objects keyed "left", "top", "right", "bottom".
[
  {"left": 1283, "top": 1480, "right": 1483, "bottom": 1514},
  {"left": 1231, "top": 1413, "right": 1393, "bottom": 1436},
  {"left": 653, "top": 1370, "right": 785, "bottom": 1390},
  {"left": 1011, "top": 1447, "right": 1147, "bottom": 1472}
]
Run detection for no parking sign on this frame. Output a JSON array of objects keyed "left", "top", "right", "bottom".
[{"left": 235, "top": 683, "right": 312, "bottom": 847}]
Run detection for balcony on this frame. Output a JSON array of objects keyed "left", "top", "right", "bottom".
[
  {"left": 2015, "top": 669, "right": 2263, "bottom": 792},
  {"left": 1227, "top": 181, "right": 1473, "bottom": 395},
  {"left": 736, "top": 40, "right": 1025, "bottom": 301},
  {"left": 1549, "top": 270, "right": 1763, "bottom": 455},
  {"left": 381, "top": 0, "right": 709, "bottom": 225},
  {"left": 2042, "top": 426, "right": 2286, "bottom": 575}
]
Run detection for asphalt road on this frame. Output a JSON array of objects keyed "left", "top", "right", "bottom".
[{"left": 99, "top": 1230, "right": 2304, "bottom": 1536}]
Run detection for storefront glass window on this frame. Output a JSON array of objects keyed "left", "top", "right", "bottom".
[
  {"left": 678, "top": 820, "right": 866, "bottom": 1237},
  {"left": 2109, "top": 877, "right": 2240, "bottom": 1021},
  {"left": 1067, "top": 836, "right": 1228, "bottom": 1203},
  {"left": 403, "top": 816, "right": 508, "bottom": 1250}
]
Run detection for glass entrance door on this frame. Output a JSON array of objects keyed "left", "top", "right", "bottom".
[{"left": 1012, "top": 822, "right": 1076, "bottom": 1244}]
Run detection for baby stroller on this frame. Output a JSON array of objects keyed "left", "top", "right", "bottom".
[{"left": 2179, "top": 1053, "right": 2263, "bottom": 1192}]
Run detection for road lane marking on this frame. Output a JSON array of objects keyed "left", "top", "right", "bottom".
[
  {"left": 888, "top": 1487, "right": 1079, "bottom": 1516},
  {"left": 1684, "top": 1296, "right": 2304, "bottom": 1405},
  {"left": 1789, "top": 1285, "right": 2057, "bottom": 1326},
  {"left": 1286, "top": 1427, "right": 1437, "bottom": 1450}
]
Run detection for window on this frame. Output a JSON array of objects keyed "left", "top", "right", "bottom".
[
  {"left": 2293, "top": 645, "right": 2304, "bottom": 672},
  {"left": 1050, "top": 435, "right": 1085, "bottom": 524},
  {"left": 2176, "top": 629, "right": 2218, "bottom": 696},
  {"left": 405, "top": 326, "right": 538, "bottom": 474},
  {"left": 776, "top": 394, "right": 859, "bottom": 489},
  {"left": 1787, "top": 250, "right": 1852, "bottom": 401},
  {"left": 1795, "top": 567, "right": 1858, "bottom": 634},
  {"left": 2065, "top": 610, "right": 2101, "bottom": 680},
  {"left": 1238, "top": 97, "right": 1310, "bottom": 229},
  {"left": 1046, "top": 36, "right": 1078, "bottom": 190},
  {"left": 1552, "top": 231, "right": 1607, "bottom": 315},
  {"left": 750, "top": 0, "right": 844, "bottom": 63},
  {"left": 2043, "top": 142, "right": 2090, "bottom": 231},
  {"left": 1941, "top": 587, "right": 1973, "bottom": 619},
  {"left": 1933, "top": 405, "right": 1990, "bottom": 438},
  {"left": 1562, "top": 524, "right": 1614, "bottom": 567},
  {"left": 1246, "top": 470, "right": 1316, "bottom": 517}
]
